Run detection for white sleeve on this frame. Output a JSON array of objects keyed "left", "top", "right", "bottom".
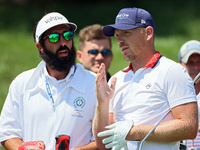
[
  {"left": 164, "top": 64, "right": 197, "bottom": 108},
  {"left": 0, "top": 77, "right": 23, "bottom": 143}
]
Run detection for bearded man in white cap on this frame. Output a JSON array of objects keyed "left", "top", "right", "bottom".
[
  {"left": 179, "top": 40, "right": 200, "bottom": 149},
  {"left": 0, "top": 12, "right": 98, "bottom": 150}
]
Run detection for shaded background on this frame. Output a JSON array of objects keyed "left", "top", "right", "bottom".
[
  {"left": 0, "top": 1, "right": 200, "bottom": 149},
  {"left": 0, "top": 0, "right": 200, "bottom": 36}
]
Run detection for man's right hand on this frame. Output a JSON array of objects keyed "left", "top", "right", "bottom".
[{"left": 95, "top": 63, "right": 116, "bottom": 103}]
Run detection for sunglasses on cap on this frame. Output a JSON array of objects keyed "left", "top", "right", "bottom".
[
  {"left": 43, "top": 31, "right": 74, "bottom": 43},
  {"left": 88, "top": 49, "right": 112, "bottom": 57}
]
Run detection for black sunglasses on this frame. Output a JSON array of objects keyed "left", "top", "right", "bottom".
[
  {"left": 88, "top": 49, "right": 112, "bottom": 57},
  {"left": 43, "top": 31, "right": 74, "bottom": 43}
]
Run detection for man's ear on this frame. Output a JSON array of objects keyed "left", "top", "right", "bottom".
[
  {"left": 36, "top": 42, "right": 44, "bottom": 53},
  {"left": 146, "top": 26, "right": 154, "bottom": 40},
  {"left": 76, "top": 50, "right": 83, "bottom": 63}
]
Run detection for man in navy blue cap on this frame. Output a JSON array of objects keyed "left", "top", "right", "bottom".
[{"left": 93, "top": 7, "right": 198, "bottom": 150}]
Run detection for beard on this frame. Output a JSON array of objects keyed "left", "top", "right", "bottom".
[{"left": 39, "top": 44, "right": 76, "bottom": 72}]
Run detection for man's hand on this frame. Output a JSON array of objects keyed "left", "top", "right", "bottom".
[
  {"left": 95, "top": 63, "right": 116, "bottom": 103},
  {"left": 97, "top": 120, "right": 133, "bottom": 150},
  {"left": 18, "top": 141, "right": 45, "bottom": 150}
]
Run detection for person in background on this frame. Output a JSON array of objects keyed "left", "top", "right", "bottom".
[
  {"left": 77, "top": 24, "right": 113, "bottom": 81},
  {"left": 93, "top": 7, "right": 198, "bottom": 150},
  {"left": 178, "top": 40, "right": 200, "bottom": 150},
  {"left": 0, "top": 12, "right": 99, "bottom": 150}
]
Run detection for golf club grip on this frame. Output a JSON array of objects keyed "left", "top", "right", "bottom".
[{"left": 194, "top": 72, "right": 200, "bottom": 86}]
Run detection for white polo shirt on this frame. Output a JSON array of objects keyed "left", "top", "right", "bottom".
[
  {"left": 109, "top": 52, "right": 197, "bottom": 150},
  {"left": 0, "top": 61, "right": 97, "bottom": 150}
]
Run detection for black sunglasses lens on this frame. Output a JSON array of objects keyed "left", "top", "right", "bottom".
[
  {"left": 101, "top": 49, "right": 112, "bottom": 57},
  {"left": 88, "top": 50, "right": 99, "bottom": 55}
]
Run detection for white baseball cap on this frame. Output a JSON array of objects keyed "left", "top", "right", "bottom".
[
  {"left": 178, "top": 40, "right": 200, "bottom": 63},
  {"left": 35, "top": 12, "right": 77, "bottom": 43}
]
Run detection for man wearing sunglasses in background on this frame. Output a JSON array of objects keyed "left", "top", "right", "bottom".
[
  {"left": 77, "top": 24, "right": 113, "bottom": 81},
  {"left": 178, "top": 40, "right": 200, "bottom": 150},
  {"left": 0, "top": 12, "right": 99, "bottom": 150}
]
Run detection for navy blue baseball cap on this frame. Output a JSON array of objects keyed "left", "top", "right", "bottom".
[{"left": 103, "top": 7, "right": 156, "bottom": 37}]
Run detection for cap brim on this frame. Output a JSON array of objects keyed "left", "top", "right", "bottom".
[
  {"left": 67, "top": 23, "right": 77, "bottom": 32},
  {"left": 103, "top": 24, "right": 139, "bottom": 37},
  {"left": 182, "top": 50, "right": 200, "bottom": 63}
]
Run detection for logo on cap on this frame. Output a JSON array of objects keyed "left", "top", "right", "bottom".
[
  {"left": 45, "top": 16, "right": 63, "bottom": 24},
  {"left": 116, "top": 13, "right": 129, "bottom": 20},
  {"left": 141, "top": 19, "right": 146, "bottom": 24},
  {"left": 186, "top": 44, "right": 200, "bottom": 52}
]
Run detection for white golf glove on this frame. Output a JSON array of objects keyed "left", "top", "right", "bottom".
[{"left": 97, "top": 120, "right": 133, "bottom": 150}]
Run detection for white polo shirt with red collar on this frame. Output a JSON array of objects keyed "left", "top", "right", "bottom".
[{"left": 109, "top": 51, "right": 197, "bottom": 150}]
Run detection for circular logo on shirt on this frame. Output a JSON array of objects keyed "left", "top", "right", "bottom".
[{"left": 73, "top": 97, "right": 85, "bottom": 108}]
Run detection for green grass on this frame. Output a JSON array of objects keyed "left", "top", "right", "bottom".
[{"left": 0, "top": 1, "right": 200, "bottom": 149}]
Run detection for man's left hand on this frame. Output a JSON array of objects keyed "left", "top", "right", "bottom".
[{"left": 97, "top": 120, "right": 133, "bottom": 150}]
